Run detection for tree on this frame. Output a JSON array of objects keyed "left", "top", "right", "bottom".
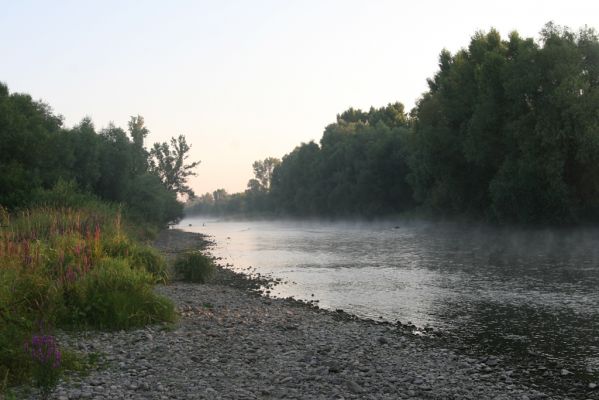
[
  {"left": 128, "top": 115, "right": 149, "bottom": 148},
  {"left": 149, "top": 135, "right": 200, "bottom": 199},
  {"left": 251, "top": 157, "right": 281, "bottom": 191},
  {"left": 128, "top": 115, "right": 150, "bottom": 175}
]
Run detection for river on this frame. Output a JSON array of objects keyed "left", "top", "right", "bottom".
[{"left": 178, "top": 217, "right": 599, "bottom": 376}]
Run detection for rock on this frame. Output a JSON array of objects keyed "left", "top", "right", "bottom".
[
  {"left": 485, "top": 357, "right": 499, "bottom": 367},
  {"left": 377, "top": 336, "right": 388, "bottom": 345},
  {"left": 589, "top": 382, "right": 597, "bottom": 389},
  {"left": 560, "top": 369, "right": 572, "bottom": 376},
  {"left": 347, "top": 380, "right": 364, "bottom": 394}
]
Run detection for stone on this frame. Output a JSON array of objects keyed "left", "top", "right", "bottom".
[{"left": 347, "top": 380, "right": 364, "bottom": 394}]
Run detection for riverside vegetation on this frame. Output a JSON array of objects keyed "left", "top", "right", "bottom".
[
  {"left": 188, "top": 23, "right": 599, "bottom": 225},
  {"left": 0, "top": 76, "right": 202, "bottom": 396},
  {"left": 0, "top": 202, "right": 178, "bottom": 396}
]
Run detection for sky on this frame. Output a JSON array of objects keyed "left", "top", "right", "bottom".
[{"left": 2, "top": 0, "right": 599, "bottom": 195}]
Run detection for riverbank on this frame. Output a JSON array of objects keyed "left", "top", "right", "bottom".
[{"left": 22, "top": 230, "right": 593, "bottom": 399}]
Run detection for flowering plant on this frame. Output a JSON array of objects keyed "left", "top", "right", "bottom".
[{"left": 24, "top": 335, "right": 62, "bottom": 399}]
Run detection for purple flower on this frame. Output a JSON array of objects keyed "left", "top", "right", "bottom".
[{"left": 25, "top": 335, "right": 61, "bottom": 369}]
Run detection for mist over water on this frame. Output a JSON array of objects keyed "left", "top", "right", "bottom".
[{"left": 179, "top": 217, "right": 599, "bottom": 373}]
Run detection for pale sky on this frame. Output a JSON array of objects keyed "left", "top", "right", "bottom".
[{"left": 2, "top": 1, "right": 598, "bottom": 195}]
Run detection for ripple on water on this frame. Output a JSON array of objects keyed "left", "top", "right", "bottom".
[{"left": 180, "top": 218, "right": 599, "bottom": 375}]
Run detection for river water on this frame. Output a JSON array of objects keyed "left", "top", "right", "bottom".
[{"left": 178, "top": 217, "right": 599, "bottom": 374}]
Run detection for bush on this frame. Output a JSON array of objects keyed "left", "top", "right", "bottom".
[
  {"left": 174, "top": 251, "right": 215, "bottom": 283},
  {"left": 129, "top": 245, "right": 168, "bottom": 283},
  {"left": 61, "top": 259, "right": 176, "bottom": 330},
  {"left": 103, "top": 236, "right": 168, "bottom": 283}
]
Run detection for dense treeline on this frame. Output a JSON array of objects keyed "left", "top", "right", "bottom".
[
  {"left": 187, "top": 23, "right": 599, "bottom": 224},
  {"left": 270, "top": 103, "right": 413, "bottom": 216},
  {"left": 408, "top": 23, "right": 599, "bottom": 223},
  {"left": 0, "top": 82, "right": 198, "bottom": 225}
]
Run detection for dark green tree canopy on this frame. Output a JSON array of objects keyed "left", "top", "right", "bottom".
[
  {"left": 407, "top": 23, "right": 599, "bottom": 223},
  {"left": 0, "top": 82, "right": 197, "bottom": 225}
]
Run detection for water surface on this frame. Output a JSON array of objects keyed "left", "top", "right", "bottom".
[{"left": 179, "top": 218, "right": 599, "bottom": 374}]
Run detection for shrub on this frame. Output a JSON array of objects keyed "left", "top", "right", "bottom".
[
  {"left": 103, "top": 236, "right": 168, "bottom": 283},
  {"left": 129, "top": 245, "right": 168, "bottom": 283},
  {"left": 174, "top": 251, "right": 215, "bottom": 283},
  {"left": 61, "top": 258, "right": 176, "bottom": 330}
]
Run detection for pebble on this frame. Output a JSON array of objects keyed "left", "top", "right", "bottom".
[{"left": 561, "top": 368, "right": 572, "bottom": 376}]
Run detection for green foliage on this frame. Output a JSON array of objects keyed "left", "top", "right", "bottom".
[
  {"left": 0, "top": 310, "right": 31, "bottom": 386},
  {"left": 174, "top": 251, "right": 215, "bottom": 283},
  {"left": 0, "top": 206, "right": 176, "bottom": 386},
  {"left": 407, "top": 23, "right": 599, "bottom": 223},
  {"left": 0, "top": 83, "right": 199, "bottom": 226},
  {"left": 186, "top": 23, "right": 599, "bottom": 224},
  {"left": 267, "top": 103, "right": 412, "bottom": 217},
  {"left": 124, "top": 173, "right": 183, "bottom": 226},
  {"left": 62, "top": 258, "right": 176, "bottom": 329},
  {"left": 186, "top": 103, "right": 413, "bottom": 218},
  {"left": 103, "top": 236, "right": 169, "bottom": 283}
]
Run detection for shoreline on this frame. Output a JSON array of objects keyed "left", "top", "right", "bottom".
[{"left": 22, "top": 229, "right": 591, "bottom": 399}]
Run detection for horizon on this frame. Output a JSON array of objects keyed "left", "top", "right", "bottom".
[{"left": 2, "top": 0, "right": 599, "bottom": 195}]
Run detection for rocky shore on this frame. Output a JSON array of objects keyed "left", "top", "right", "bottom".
[{"left": 22, "top": 230, "right": 596, "bottom": 399}]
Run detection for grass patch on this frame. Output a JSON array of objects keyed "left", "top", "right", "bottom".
[
  {"left": 61, "top": 258, "right": 175, "bottom": 329},
  {"left": 174, "top": 251, "right": 215, "bottom": 283}
]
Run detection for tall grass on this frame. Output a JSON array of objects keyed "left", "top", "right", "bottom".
[
  {"left": 174, "top": 251, "right": 215, "bottom": 283},
  {"left": 0, "top": 205, "right": 176, "bottom": 387}
]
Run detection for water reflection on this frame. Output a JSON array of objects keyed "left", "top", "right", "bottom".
[{"left": 179, "top": 218, "right": 599, "bottom": 373}]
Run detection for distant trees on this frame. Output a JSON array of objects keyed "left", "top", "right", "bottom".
[
  {"left": 186, "top": 157, "right": 282, "bottom": 216},
  {"left": 0, "top": 83, "right": 199, "bottom": 225},
  {"left": 187, "top": 23, "right": 599, "bottom": 224},
  {"left": 269, "top": 103, "right": 413, "bottom": 216}
]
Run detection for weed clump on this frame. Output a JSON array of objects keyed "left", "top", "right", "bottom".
[
  {"left": 174, "top": 251, "right": 215, "bottom": 283},
  {"left": 61, "top": 258, "right": 175, "bottom": 329},
  {"left": 103, "top": 236, "right": 169, "bottom": 283}
]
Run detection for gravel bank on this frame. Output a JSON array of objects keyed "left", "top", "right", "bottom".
[{"left": 24, "top": 230, "right": 595, "bottom": 399}]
